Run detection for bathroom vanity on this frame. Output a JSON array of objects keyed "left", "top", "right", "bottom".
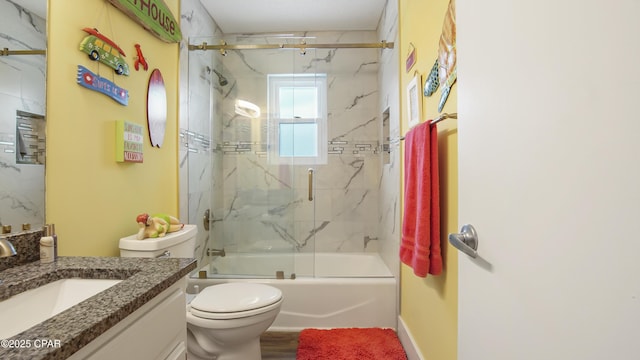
[{"left": 0, "top": 256, "right": 196, "bottom": 359}]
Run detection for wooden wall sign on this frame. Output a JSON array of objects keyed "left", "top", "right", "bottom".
[
  {"left": 79, "top": 28, "right": 130, "bottom": 76},
  {"left": 107, "top": 0, "right": 182, "bottom": 43},
  {"left": 77, "top": 65, "right": 129, "bottom": 105},
  {"left": 116, "top": 120, "right": 144, "bottom": 163}
]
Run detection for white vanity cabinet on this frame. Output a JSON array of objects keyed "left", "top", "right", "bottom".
[{"left": 68, "top": 278, "right": 187, "bottom": 360}]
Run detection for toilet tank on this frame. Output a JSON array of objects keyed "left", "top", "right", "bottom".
[{"left": 119, "top": 224, "right": 197, "bottom": 258}]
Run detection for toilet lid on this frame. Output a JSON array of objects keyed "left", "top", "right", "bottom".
[{"left": 190, "top": 283, "right": 282, "bottom": 313}]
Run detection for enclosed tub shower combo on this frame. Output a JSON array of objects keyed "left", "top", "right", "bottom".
[{"left": 182, "top": 31, "right": 399, "bottom": 331}]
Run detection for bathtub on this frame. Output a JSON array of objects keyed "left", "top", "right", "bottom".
[{"left": 187, "top": 252, "right": 397, "bottom": 331}]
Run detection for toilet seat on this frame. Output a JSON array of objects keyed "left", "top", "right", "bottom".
[{"left": 189, "top": 283, "right": 283, "bottom": 320}]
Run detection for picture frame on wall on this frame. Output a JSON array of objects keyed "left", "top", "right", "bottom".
[{"left": 407, "top": 73, "right": 422, "bottom": 129}]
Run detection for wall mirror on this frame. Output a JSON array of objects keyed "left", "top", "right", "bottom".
[{"left": 0, "top": 0, "right": 47, "bottom": 233}]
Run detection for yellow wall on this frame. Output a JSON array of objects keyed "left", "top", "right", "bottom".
[
  {"left": 46, "top": 0, "right": 181, "bottom": 256},
  {"left": 399, "top": 0, "right": 458, "bottom": 359}
]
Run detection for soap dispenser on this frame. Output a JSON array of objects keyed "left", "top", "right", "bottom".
[{"left": 40, "top": 225, "right": 55, "bottom": 264}]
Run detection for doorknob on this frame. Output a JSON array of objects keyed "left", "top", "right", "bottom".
[{"left": 448, "top": 224, "right": 478, "bottom": 258}]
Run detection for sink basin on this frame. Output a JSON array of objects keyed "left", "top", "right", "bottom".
[{"left": 0, "top": 278, "right": 121, "bottom": 338}]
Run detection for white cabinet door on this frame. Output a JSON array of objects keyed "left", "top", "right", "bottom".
[{"left": 69, "top": 279, "right": 187, "bottom": 360}]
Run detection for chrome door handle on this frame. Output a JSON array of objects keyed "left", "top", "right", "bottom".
[
  {"left": 448, "top": 224, "right": 478, "bottom": 258},
  {"left": 308, "top": 168, "right": 314, "bottom": 201}
]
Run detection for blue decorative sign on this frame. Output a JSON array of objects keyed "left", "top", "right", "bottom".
[{"left": 76, "top": 65, "right": 129, "bottom": 106}]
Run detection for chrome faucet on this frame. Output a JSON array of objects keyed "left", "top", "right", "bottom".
[
  {"left": 207, "top": 248, "right": 225, "bottom": 257},
  {"left": 0, "top": 238, "right": 17, "bottom": 257},
  {"left": 364, "top": 235, "right": 378, "bottom": 247}
]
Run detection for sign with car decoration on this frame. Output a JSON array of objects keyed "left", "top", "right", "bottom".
[
  {"left": 79, "top": 28, "right": 130, "bottom": 76},
  {"left": 77, "top": 65, "right": 129, "bottom": 105}
]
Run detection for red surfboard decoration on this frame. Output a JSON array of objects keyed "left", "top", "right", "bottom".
[{"left": 147, "top": 69, "right": 167, "bottom": 147}]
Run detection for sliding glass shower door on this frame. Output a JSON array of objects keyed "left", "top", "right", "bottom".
[{"left": 187, "top": 35, "right": 321, "bottom": 278}]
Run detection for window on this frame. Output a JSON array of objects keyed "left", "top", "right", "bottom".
[{"left": 268, "top": 74, "right": 327, "bottom": 165}]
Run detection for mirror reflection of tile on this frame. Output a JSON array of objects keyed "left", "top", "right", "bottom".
[{"left": 0, "top": 0, "right": 47, "bottom": 231}]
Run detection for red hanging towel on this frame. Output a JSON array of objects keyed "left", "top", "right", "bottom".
[{"left": 400, "top": 121, "right": 442, "bottom": 277}]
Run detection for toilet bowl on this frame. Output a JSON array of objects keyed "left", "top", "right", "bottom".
[
  {"left": 186, "top": 282, "right": 283, "bottom": 360},
  {"left": 119, "top": 226, "right": 283, "bottom": 360}
]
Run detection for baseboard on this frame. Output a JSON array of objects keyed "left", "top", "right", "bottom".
[{"left": 397, "top": 316, "right": 424, "bottom": 360}]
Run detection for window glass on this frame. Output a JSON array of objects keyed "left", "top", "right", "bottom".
[
  {"left": 268, "top": 74, "right": 327, "bottom": 165},
  {"left": 278, "top": 87, "right": 318, "bottom": 119},
  {"left": 279, "top": 122, "right": 318, "bottom": 157}
]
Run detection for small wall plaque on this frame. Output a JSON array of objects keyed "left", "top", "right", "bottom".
[
  {"left": 407, "top": 73, "right": 422, "bottom": 129},
  {"left": 405, "top": 43, "right": 416, "bottom": 73},
  {"left": 116, "top": 120, "right": 144, "bottom": 163}
]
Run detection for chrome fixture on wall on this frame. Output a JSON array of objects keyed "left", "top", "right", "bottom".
[
  {"left": 212, "top": 69, "right": 228, "bottom": 86},
  {"left": 205, "top": 66, "right": 228, "bottom": 86},
  {"left": 364, "top": 235, "right": 378, "bottom": 247},
  {"left": 0, "top": 238, "right": 17, "bottom": 257},
  {"left": 207, "top": 248, "right": 225, "bottom": 257}
]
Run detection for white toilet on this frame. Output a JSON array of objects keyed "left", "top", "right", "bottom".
[{"left": 119, "top": 225, "right": 283, "bottom": 360}]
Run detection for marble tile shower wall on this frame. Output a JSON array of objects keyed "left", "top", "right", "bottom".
[
  {"left": 216, "top": 31, "right": 381, "bottom": 253},
  {"left": 0, "top": 0, "right": 46, "bottom": 229},
  {"left": 180, "top": 0, "right": 400, "bottom": 270}
]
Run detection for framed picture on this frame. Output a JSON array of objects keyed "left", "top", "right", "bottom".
[{"left": 407, "top": 73, "right": 422, "bottom": 129}]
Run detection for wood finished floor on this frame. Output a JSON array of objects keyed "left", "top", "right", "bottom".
[{"left": 260, "top": 332, "right": 300, "bottom": 360}]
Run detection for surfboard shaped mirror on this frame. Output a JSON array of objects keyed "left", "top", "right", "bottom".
[{"left": 147, "top": 69, "right": 167, "bottom": 147}]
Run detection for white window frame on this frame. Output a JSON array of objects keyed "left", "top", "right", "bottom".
[{"left": 267, "top": 73, "right": 327, "bottom": 165}]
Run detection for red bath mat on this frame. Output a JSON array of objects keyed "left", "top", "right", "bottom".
[{"left": 296, "top": 327, "right": 407, "bottom": 360}]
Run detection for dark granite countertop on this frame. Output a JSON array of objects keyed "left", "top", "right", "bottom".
[{"left": 0, "top": 256, "right": 196, "bottom": 360}]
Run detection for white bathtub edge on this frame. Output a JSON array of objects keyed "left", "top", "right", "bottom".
[{"left": 398, "top": 316, "right": 425, "bottom": 360}]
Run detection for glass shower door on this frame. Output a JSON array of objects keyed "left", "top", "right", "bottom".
[
  {"left": 213, "top": 35, "right": 322, "bottom": 278},
  {"left": 185, "top": 36, "right": 218, "bottom": 277}
]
